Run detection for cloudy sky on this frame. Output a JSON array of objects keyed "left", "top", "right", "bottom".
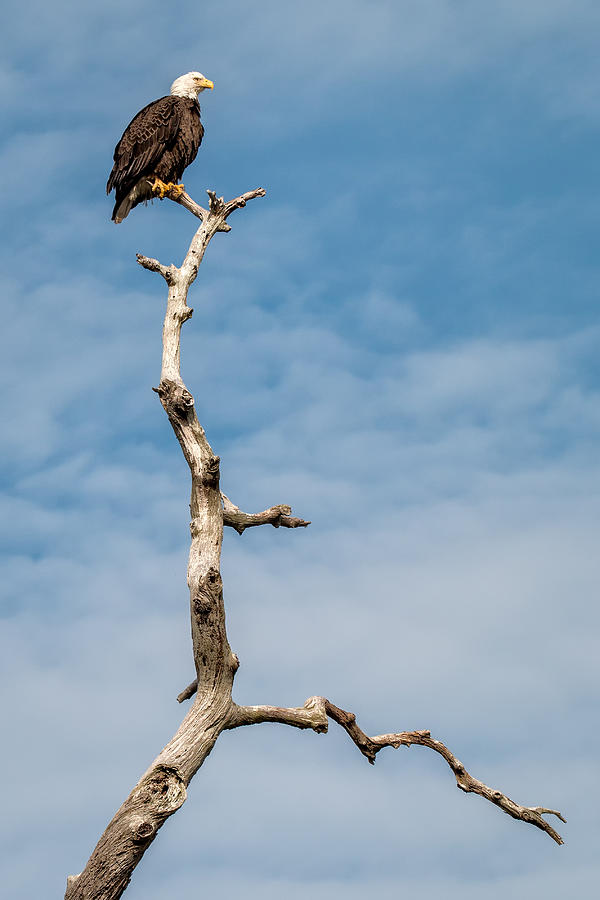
[{"left": 1, "top": 1, "right": 599, "bottom": 897}]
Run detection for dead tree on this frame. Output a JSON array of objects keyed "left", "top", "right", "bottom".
[{"left": 64, "top": 186, "right": 565, "bottom": 899}]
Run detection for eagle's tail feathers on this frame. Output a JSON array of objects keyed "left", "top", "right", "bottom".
[{"left": 111, "top": 179, "right": 153, "bottom": 224}]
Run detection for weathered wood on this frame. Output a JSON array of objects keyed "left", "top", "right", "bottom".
[
  {"left": 65, "top": 188, "right": 264, "bottom": 900},
  {"left": 66, "top": 182, "right": 564, "bottom": 899},
  {"left": 228, "top": 698, "right": 566, "bottom": 845},
  {"left": 221, "top": 494, "right": 311, "bottom": 534}
]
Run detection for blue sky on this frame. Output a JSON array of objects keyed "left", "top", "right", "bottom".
[{"left": 1, "top": 1, "right": 599, "bottom": 897}]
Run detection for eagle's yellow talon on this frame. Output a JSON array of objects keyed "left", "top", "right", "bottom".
[
  {"left": 150, "top": 177, "right": 169, "bottom": 199},
  {"left": 164, "top": 182, "right": 185, "bottom": 198}
]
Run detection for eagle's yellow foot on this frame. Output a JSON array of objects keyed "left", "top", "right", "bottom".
[
  {"left": 165, "top": 182, "right": 185, "bottom": 198},
  {"left": 150, "top": 177, "right": 169, "bottom": 198}
]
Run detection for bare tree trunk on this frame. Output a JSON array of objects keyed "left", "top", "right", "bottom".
[{"left": 64, "top": 188, "right": 565, "bottom": 900}]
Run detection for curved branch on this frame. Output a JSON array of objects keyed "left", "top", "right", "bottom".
[
  {"left": 229, "top": 697, "right": 329, "bottom": 731},
  {"left": 229, "top": 697, "right": 566, "bottom": 846}
]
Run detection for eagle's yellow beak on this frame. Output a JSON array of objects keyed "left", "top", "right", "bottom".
[{"left": 199, "top": 78, "right": 214, "bottom": 90}]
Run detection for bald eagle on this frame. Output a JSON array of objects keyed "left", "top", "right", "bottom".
[{"left": 106, "top": 72, "right": 213, "bottom": 223}]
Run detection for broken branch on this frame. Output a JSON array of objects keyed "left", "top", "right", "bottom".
[{"left": 221, "top": 496, "right": 310, "bottom": 534}]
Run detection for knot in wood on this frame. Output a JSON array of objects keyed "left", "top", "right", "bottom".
[
  {"left": 190, "top": 517, "right": 203, "bottom": 537},
  {"left": 192, "top": 568, "right": 222, "bottom": 620},
  {"left": 156, "top": 380, "right": 195, "bottom": 416},
  {"left": 172, "top": 388, "right": 194, "bottom": 415},
  {"left": 193, "top": 596, "right": 212, "bottom": 617},
  {"left": 202, "top": 455, "right": 220, "bottom": 487},
  {"left": 133, "top": 765, "right": 187, "bottom": 816},
  {"left": 198, "top": 567, "right": 222, "bottom": 593},
  {"left": 131, "top": 820, "right": 154, "bottom": 843}
]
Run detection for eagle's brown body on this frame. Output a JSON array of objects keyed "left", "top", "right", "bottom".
[{"left": 107, "top": 95, "right": 204, "bottom": 223}]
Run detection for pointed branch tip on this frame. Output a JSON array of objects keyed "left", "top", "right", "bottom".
[
  {"left": 222, "top": 499, "right": 310, "bottom": 533},
  {"left": 230, "top": 696, "right": 566, "bottom": 845}
]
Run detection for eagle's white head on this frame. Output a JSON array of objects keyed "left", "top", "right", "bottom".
[{"left": 170, "top": 72, "right": 214, "bottom": 99}]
